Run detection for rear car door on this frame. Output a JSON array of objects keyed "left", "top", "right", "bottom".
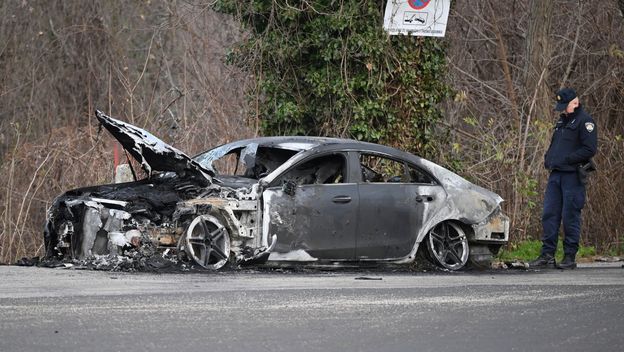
[{"left": 356, "top": 152, "right": 443, "bottom": 260}]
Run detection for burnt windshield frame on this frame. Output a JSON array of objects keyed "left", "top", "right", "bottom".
[{"left": 193, "top": 144, "right": 256, "bottom": 174}]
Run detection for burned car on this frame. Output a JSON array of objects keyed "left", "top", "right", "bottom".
[{"left": 43, "top": 111, "right": 509, "bottom": 271}]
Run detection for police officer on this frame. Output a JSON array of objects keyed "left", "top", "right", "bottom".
[{"left": 529, "top": 88, "right": 597, "bottom": 269}]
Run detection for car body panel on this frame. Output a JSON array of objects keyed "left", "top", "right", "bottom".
[
  {"left": 356, "top": 183, "right": 443, "bottom": 260},
  {"left": 263, "top": 183, "right": 358, "bottom": 260},
  {"left": 96, "top": 110, "right": 213, "bottom": 184}
]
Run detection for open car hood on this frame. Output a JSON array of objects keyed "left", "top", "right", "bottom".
[{"left": 95, "top": 110, "right": 214, "bottom": 185}]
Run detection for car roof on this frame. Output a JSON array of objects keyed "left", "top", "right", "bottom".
[
  {"left": 223, "top": 136, "right": 360, "bottom": 151},
  {"left": 214, "top": 136, "right": 419, "bottom": 161}
]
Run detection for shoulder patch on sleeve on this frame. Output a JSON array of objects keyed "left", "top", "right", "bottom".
[{"left": 585, "top": 122, "right": 595, "bottom": 132}]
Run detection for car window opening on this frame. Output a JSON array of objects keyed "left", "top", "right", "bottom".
[
  {"left": 360, "top": 153, "right": 435, "bottom": 184},
  {"left": 277, "top": 154, "right": 346, "bottom": 186}
]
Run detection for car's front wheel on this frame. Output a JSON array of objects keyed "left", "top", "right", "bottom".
[
  {"left": 183, "top": 215, "right": 230, "bottom": 270},
  {"left": 425, "top": 221, "right": 469, "bottom": 271}
]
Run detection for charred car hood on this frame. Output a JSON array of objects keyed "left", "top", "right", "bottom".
[{"left": 96, "top": 110, "right": 214, "bottom": 185}]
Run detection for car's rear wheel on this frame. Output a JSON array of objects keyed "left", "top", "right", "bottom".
[
  {"left": 426, "top": 221, "right": 469, "bottom": 271},
  {"left": 184, "top": 215, "right": 230, "bottom": 270}
]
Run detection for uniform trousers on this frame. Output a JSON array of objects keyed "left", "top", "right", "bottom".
[{"left": 541, "top": 170, "right": 586, "bottom": 256}]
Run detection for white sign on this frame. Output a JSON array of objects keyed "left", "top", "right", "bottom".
[{"left": 383, "top": 0, "right": 451, "bottom": 37}]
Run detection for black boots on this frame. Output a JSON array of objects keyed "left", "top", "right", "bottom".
[
  {"left": 557, "top": 254, "right": 577, "bottom": 269},
  {"left": 528, "top": 253, "right": 577, "bottom": 269},
  {"left": 528, "top": 253, "right": 556, "bottom": 268}
]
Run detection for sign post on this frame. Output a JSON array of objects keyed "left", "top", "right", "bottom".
[{"left": 383, "top": 0, "right": 451, "bottom": 37}]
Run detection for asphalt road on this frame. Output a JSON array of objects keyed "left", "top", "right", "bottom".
[{"left": 1, "top": 265, "right": 623, "bottom": 352}]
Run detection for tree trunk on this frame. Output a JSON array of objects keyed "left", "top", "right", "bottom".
[
  {"left": 512, "top": 0, "right": 554, "bottom": 237},
  {"left": 525, "top": 0, "right": 554, "bottom": 120}
]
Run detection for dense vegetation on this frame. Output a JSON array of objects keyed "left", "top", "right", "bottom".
[{"left": 214, "top": 0, "right": 450, "bottom": 157}]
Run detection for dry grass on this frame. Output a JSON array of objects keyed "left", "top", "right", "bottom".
[{"left": 0, "top": 1, "right": 252, "bottom": 263}]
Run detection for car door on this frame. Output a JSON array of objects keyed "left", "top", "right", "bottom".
[
  {"left": 262, "top": 152, "right": 358, "bottom": 260},
  {"left": 356, "top": 152, "right": 443, "bottom": 260}
]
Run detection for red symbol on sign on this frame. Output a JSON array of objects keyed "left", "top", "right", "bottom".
[{"left": 408, "top": 0, "right": 431, "bottom": 10}]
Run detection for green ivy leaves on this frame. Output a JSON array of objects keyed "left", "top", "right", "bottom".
[{"left": 215, "top": 0, "right": 449, "bottom": 157}]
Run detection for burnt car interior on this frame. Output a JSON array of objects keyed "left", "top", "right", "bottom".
[
  {"left": 273, "top": 154, "right": 345, "bottom": 186},
  {"left": 359, "top": 153, "right": 436, "bottom": 184}
]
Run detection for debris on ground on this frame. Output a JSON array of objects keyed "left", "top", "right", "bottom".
[
  {"left": 506, "top": 260, "right": 530, "bottom": 269},
  {"left": 15, "top": 256, "right": 40, "bottom": 266},
  {"left": 490, "top": 260, "right": 529, "bottom": 270},
  {"left": 594, "top": 256, "right": 622, "bottom": 262},
  {"left": 491, "top": 261, "right": 507, "bottom": 270}
]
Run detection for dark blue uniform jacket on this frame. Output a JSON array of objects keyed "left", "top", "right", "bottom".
[{"left": 544, "top": 105, "right": 597, "bottom": 172}]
